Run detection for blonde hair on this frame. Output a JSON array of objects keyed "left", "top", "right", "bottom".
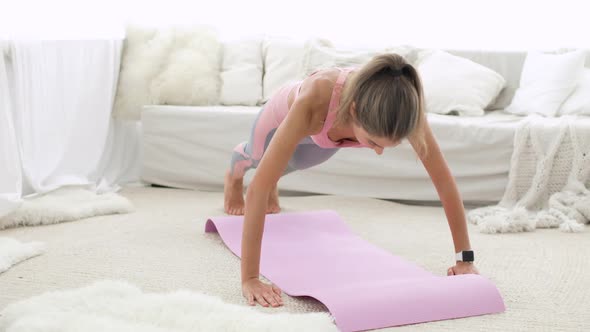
[{"left": 336, "top": 53, "right": 427, "bottom": 156}]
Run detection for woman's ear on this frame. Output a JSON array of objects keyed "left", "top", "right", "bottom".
[{"left": 349, "top": 102, "right": 356, "bottom": 119}]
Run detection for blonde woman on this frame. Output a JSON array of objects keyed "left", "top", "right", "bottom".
[{"left": 224, "top": 54, "right": 478, "bottom": 307}]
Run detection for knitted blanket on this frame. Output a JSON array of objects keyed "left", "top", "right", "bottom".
[{"left": 468, "top": 115, "right": 590, "bottom": 233}]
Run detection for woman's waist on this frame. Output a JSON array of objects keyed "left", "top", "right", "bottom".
[{"left": 264, "top": 81, "right": 301, "bottom": 122}]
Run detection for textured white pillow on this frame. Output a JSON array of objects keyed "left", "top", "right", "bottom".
[
  {"left": 418, "top": 50, "right": 506, "bottom": 116},
  {"left": 114, "top": 25, "right": 221, "bottom": 120},
  {"left": 262, "top": 37, "right": 306, "bottom": 102},
  {"left": 220, "top": 38, "right": 263, "bottom": 106},
  {"left": 559, "top": 69, "right": 590, "bottom": 116},
  {"left": 298, "top": 39, "right": 377, "bottom": 78},
  {"left": 505, "top": 50, "right": 586, "bottom": 117}
]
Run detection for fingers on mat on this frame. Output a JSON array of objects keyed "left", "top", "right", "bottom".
[
  {"left": 255, "top": 294, "right": 269, "bottom": 307},
  {"left": 263, "top": 292, "right": 280, "bottom": 307}
]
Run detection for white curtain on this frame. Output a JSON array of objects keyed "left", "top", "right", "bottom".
[
  {"left": 10, "top": 40, "right": 122, "bottom": 194},
  {"left": 94, "top": 118, "right": 142, "bottom": 193},
  {"left": 0, "top": 39, "right": 137, "bottom": 218},
  {"left": 0, "top": 45, "right": 22, "bottom": 217}
]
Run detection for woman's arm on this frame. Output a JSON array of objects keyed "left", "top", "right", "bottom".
[
  {"left": 409, "top": 119, "right": 475, "bottom": 270},
  {"left": 241, "top": 98, "right": 314, "bottom": 282},
  {"left": 240, "top": 76, "right": 332, "bottom": 305}
]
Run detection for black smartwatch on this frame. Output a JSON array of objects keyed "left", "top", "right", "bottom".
[{"left": 455, "top": 250, "right": 475, "bottom": 262}]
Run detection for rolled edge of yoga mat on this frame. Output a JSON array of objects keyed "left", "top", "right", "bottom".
[
  {"left": 309, "top": 275, "right": 505, "bottom": 331},
  {"left": 205, "top": 210, "right": 505, "bottom": 332}
]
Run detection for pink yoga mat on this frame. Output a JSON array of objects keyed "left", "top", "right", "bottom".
[{"left": 205, "top": 210, "right": 504, "bottom": 331}]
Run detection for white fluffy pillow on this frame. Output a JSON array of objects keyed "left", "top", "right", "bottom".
[
  {"left": 559, "top": 69, "right": 590, "bottom": 116},
  {"left": 113, "top": 25, "right": 221, "bottom": 120},
  {"left": 505, "top": 50, "right": 586, "bottom": 117},
  {"left": 220, "top": 38, "right": 263, "bottom": 106},
  {"left": 262, "top": 37, "right": 306, "bottom": 102},
  {"left": 418, "top": 50, "right": 506, "bottom": 116}
]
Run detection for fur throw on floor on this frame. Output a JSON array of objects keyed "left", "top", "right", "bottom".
[
  {"left": 0, "top": 280, "right": 337, "bottom": 332},
  {"left": 0, "top": 187, "right": 134, "bottom": 229}
]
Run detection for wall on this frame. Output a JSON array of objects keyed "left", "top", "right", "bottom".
[{"left": 1, "top": 0, "right": 589, "bottom": 50}]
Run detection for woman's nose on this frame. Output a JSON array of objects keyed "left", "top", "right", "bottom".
[{"left": 374, "top": 147, "right": 383, "bottom": 155}]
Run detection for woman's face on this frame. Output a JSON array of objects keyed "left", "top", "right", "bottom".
[
  {"left": 351, "top": 124, "right": 400, "bottom": 155},
  {"left": 350, "top": 103, "right": 400, "bottom": 155}
]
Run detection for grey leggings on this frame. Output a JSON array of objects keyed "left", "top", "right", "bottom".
[{"left": 230, "top": 106, "right": 339, "bottom": 177}]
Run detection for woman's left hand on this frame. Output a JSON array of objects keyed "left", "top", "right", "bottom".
[{"left": 447, "top": 261, "right": 479, "bottom": 276}]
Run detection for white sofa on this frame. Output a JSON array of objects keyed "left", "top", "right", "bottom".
[{"left": 137, "top": 36, "right": 590, "bottom": 203}]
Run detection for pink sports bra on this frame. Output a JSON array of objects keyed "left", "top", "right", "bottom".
[{"left": 266, "top": 67, "right": 366, "bottom": 149}]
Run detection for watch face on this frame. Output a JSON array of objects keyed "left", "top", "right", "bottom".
[{"left": 463, "top": 251, "right": 474, "bottom": 261}]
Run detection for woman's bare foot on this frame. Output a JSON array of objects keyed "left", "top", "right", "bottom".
[
  {"left": 224, "top": 170, "right": 245, "bottom": 215},
  {"left": 267, "top": 185, "right": 281, "bottom": 214}
]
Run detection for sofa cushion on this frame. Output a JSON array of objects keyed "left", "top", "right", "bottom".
[
  {"left": 417, "top": 50, "right": 506, "bottom": 116},
  {"left": 262, "top": 36, "right": 306, "bottom": 102},
  {"left": 559, "top": 69, "right": 590, "bottom": 116},
  {"left": 141, "top": 105, "right": 523, "bottom": 202},
  {"left": 445, "top": 50, "right": 527, "bottom": 110},
  {"left": 298, "top": 39, "right": 377, "bottom": 77},
  {"left": 298, "top": 39, "right": 419, "bottom": 77},
  {"left": 220, "top": 37, "right": 263, "bottom": 106},
  {"left": 114, "top": 25, "right": 221, "bottom": 121},
  {"left": 505, "top": 50, "right": 586, "bottom": 117}
]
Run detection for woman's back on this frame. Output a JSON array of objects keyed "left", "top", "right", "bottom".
[{"left": 264, "top": 67, "right": 362, "bottom": 148}]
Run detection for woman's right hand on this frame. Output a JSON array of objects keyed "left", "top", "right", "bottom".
[{"left": 242, "top": 278, "right": 283, "bottom": 307}]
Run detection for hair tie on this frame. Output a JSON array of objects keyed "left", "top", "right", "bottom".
[{"left": 390, "top": 68, "right": 403, "bottom": 77}]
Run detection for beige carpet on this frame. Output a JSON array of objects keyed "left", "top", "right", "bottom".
[{"left": 1, "top": 187, "right": 588, "bottom": 331}]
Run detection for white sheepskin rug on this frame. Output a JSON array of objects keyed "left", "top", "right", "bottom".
[
  {"left": 0, "top": 280, "right": 337, "bottom": 332},
  {"left": 113, "top": 25, "right": 222, "bottom": 120},
  {"left": 0, "top": 187, "right": 134, "bottom": 229},
  {"left": 0, "top": 237, "right": 45, "bottom": 274}
]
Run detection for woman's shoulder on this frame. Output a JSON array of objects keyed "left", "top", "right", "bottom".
[
  {"left": 284, "top": 68, "right": 338, "bottom": 135},
  {"left": 305, "top": 67, "right": 340, "bottom": 84},
  {"left": 302, "top": 67, "right": 357, "bottom": 95},
  {"left": 299, "top": 68, "right": 340, "bottom": 105}
]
